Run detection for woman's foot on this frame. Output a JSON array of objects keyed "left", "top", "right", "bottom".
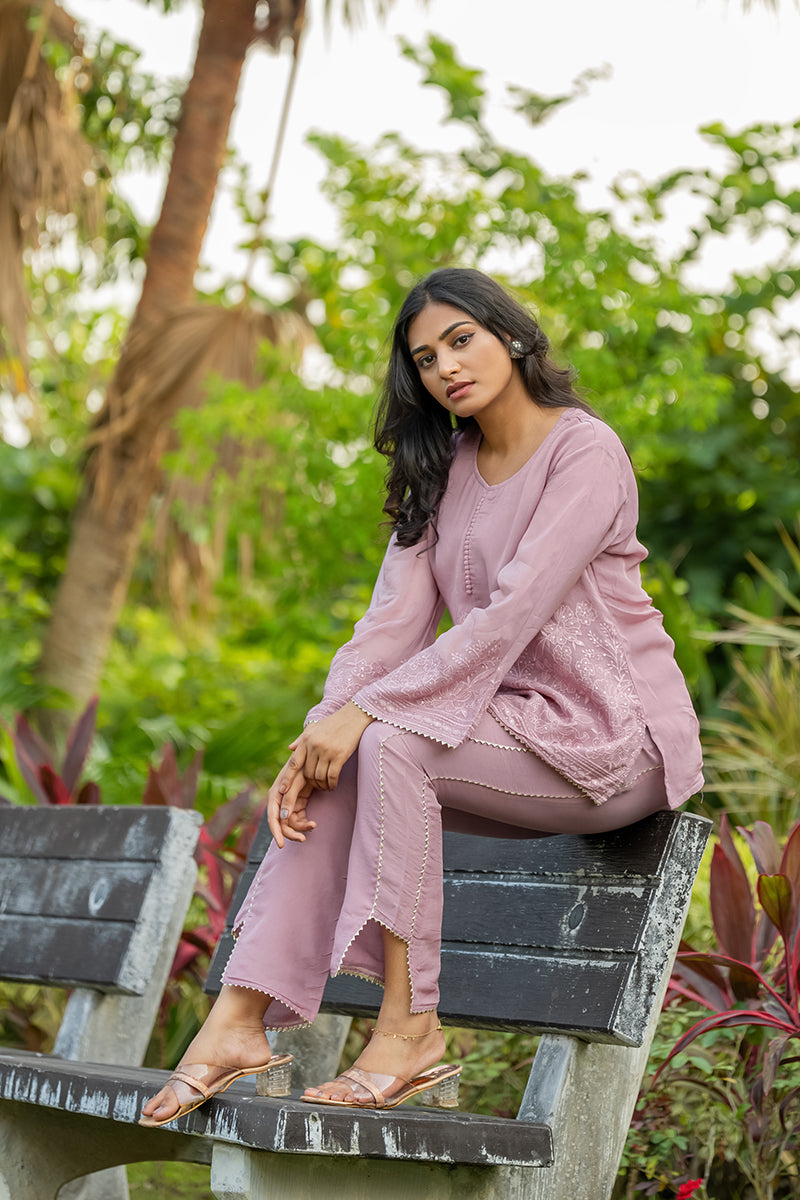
[
  {"left": 303, "top": 1011, "right": 446, "bottom": 1105},
  {"left": 141, "top": 989, "right": 274, "bottom": 1123}
]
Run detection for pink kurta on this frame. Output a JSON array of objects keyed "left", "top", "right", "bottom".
[
  {"left": 222, "top": 407, "right": 702, "bottom": 1024},
  {"left": 306, "top": 407, "right": 703, "bottom": 807}
]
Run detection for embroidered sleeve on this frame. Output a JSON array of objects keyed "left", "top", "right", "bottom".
[
  {"left": 304, "top": 528, "right": 445, "bottom": 725},
  {"left": 353, "top": 436, "right": 630, "bottom": 745}
]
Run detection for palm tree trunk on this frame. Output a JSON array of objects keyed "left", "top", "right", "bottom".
[{"left": 36, "top": 0, "right": 257, "bottom": 725}]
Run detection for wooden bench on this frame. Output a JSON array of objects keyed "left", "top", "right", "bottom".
[
  {"left": 0, "top": 804, "right": 202, "bottom": 1200},
  {"left": 0, "top": 806, "right": 710, "bottom": 1200}
]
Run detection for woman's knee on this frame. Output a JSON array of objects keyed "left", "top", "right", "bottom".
[{"left": 357, "top": 720, "right": 429, "bottom": 774}]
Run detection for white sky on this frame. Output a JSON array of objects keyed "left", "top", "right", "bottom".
[{"left": 68, "top": 0, "right": 800, "bottom": 293}]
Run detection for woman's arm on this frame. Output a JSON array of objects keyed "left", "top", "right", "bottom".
[
  {"left": 268, "top": 510, "right": 443, "bottom": 847},
  {"left": 303, "top": 529, "right": 445, "bottom": 725}
]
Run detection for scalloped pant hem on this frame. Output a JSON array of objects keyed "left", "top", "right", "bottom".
[{"left": 220, "top": 713, "right": 668, "bottom": 1028}]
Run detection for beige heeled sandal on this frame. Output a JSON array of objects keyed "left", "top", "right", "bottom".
[
  {"left": 139, "top": 1053, "right": 294, "bottom": 1128},
  {"left": 301, "top": 1023, "right": 461, "bottom": 1111}
]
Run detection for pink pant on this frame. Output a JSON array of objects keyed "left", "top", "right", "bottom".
[{"left": 222, "top": 714, "right": 668, "bottom": 1027}]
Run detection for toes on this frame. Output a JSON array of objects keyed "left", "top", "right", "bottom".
[
  {"left": 304, "top": 1081, "right": 360, "bottom": 1102},
  {"left": 141, "top": 1089, "right": 172, "bottom": 1118},
  {"left": 142, "top": 1084, "right": 186, "bottom": 1120}
]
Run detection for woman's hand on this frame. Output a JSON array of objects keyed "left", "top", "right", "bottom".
[
  {"left": 267, "top": 703, "right": 374, "bottom": 848},
  {"left": 290, "top": 703, "right": 375, "bottom": 791},
  {"left": 267, "top": 762, "right": 315, "bottom": 849}
]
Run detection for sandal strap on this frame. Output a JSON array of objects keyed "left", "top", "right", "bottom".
[
  {"left": 339, "top": 1068, "right": 387, "bottom": 1106},
  {"left": 168, "top": 1069, "right": 214, "bottom": 1099}
]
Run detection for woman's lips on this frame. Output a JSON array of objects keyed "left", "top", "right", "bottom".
[{"left": 446, "top": 381, "right": 473, "bottom": 401}]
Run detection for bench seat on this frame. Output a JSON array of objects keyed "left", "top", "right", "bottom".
[
  {"left": 0, "top": 1050, "right": 552, "bottom": 1167},
  {"left": 0, "top": 805, "right": 711, "bottom": 1200}
]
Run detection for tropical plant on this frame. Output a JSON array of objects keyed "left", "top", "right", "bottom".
[
  {"left": 701, "top": 524, "right": 800, "bottom": 833},
  {"left": 5, "top": 0, "right": 401, "bottom": 729},
  {"left": 0, "top": 694, "right": 100, "bottom": 805},
  {"left": 648, "top": 816, "right": 800, "bottom": 1200}
]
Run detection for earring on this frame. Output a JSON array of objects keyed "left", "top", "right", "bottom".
[{"left": 509, "top": 339, "right": 525, "bottom": 359}]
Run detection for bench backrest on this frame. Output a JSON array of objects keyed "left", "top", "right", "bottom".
[
  {"left": 207, "top": 809, "right": 709, "bottom": 1046},
  {"left": 0, "top": 806, "right": 201, "bottom": 995}
]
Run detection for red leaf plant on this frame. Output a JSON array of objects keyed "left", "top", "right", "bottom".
[
  {"left": 0, "top": 697, "right": 101, "bottom": 805},
  {"left": 654, "top": 815, "right": 800, "bottom": 1193},
  {"left": 663, "top": 815, "right": 800, "bottom": 1063}
]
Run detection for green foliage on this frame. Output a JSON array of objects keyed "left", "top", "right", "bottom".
[
  {"left": 0, "top": 442, "right": 76, "bottom": 712},
  {"left": 637, "top": 817, "right": 800, "bottom": 1199},
  {"left": 251, "top": 35, "right": 795, "bottom": 633},
  {"left": 700, "top": 525, "right": 800, "bottom": 832},
  {"left": 6, "top": 29, "right": 797, "bottom": 817},
  {"left": 3, "top": 35, "right": 800, "bottom": 1177}
]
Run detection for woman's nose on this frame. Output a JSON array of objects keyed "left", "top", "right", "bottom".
[{"left": 438, "top": 349, "right": 459, "bottom": 377}]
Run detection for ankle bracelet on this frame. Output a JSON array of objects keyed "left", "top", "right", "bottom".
[{"left": 372, "top": 1022, "right": 443, "bottom": 1041}]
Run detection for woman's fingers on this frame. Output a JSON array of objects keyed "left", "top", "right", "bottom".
[{"left": 268, "top": 753, "right": 309, "bottom": 847}]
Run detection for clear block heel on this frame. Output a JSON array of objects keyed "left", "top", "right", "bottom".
[
  {"left": 257, "top": 1058, "right": 293, "bottom": 1097},
  {"left": 426, "top": 1071, "right": 460, "bottom": 1108}
]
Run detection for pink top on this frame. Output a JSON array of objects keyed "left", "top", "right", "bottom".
[{"left": 305, "top": 408, "right": 703, "bottom": 808}]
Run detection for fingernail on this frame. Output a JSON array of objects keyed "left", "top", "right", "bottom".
[{"left": 280, "top": 807, "right": 289, "bottom": 819}]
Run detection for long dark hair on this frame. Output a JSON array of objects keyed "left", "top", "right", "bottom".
[{"left": 374, "top": 267, "right": 596, "bottom": 547}]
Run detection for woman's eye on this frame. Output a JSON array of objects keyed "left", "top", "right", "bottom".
[
  {"left": 454, "top": 333, "right": 473, "bottom": 348},
  {"left": 416, "top": 354, "right": 435, "bottom": 369}
]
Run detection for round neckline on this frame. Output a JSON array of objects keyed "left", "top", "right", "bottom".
[{"left": 470, "top": 408, "right": 576, "bottom": 490}]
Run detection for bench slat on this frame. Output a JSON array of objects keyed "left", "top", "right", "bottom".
[
  {"left": 0, "top": 807, "right": 201, "bottom": 994},
  {"left": 321, "top": 949, "right": 633, "bottom": 1039},
  {"left": 440, "top": 824, "right": 672, "bottom": 878},
  {"left": 0, "top": 860, "right": 155, "bottom": 921},
  {"left": 0, "top": 1051, "right": 553, "bottom": 1168},
  {"left": 441, "top": 879, "right": 650, "bottom": 951},
  {"left": 0, "top": 807, "right": 178, "bottom": 861},
  {"left": 216, "top": 875, "right": 651, "bottom": 955},
  {"left": 0, "top": 915, "right": 132, "bottom": 990}
]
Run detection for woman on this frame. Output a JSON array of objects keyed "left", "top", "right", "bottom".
[{"left": 141, "top": 267, "right": 703, "bottom": 1124}]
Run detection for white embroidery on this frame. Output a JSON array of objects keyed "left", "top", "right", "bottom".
[{"left": 491, "top": 598, "right": 645, "bottom": 801}]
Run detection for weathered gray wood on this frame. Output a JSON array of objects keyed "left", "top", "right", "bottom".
[
  {"left": 0, "top": 805, "right": 185, "bottom": 860},
  {"left": 0, "top": 806, "right": 200, "bottom": 994},
  {"left": 441, "top": 879, "right": 651, "bottom": 948},
  {"left": 321, "top": 951, "right": 637, "bottom": 1040},
  {"left": 0, "top": 1054, "right": 552, "bottom": 1167},
  {"left": 0, "top": 858, "right": 155, "bottom": 918},
  {"left": 0, "top": 807, "right": 711, "bottom": 1200},
  {"left": 0, "top": 806, "right": 202, "bottom": 1200}
]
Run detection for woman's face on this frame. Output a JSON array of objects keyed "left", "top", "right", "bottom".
[{"left": 406, "top": 301, "right": 520, "bottom": 422}]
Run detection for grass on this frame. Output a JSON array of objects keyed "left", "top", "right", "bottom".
[{"left": 126, "top": 1162, "right": 214, "bottom": 1197}]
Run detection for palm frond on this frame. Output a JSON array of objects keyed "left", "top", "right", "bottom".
[
  {"left": 254, "top": 0, "right": 306, "bottom": 49},
  {"left": 87, "top": 302, "right": 312, "bottom": 511},
  {"left": 0, "top": 1, "right": 101, "bottom": 371}
]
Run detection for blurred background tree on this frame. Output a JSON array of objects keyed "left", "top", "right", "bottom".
[{"left": 0, "top": 5, "right": 797, "bottom": 790}]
